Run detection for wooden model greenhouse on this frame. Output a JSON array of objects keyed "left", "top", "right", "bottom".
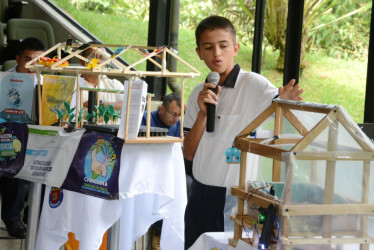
[
  {"left": 25, "top": 41, "right": 200, "bottom": 143},
  {"left": 230, "top": 99, "right": 374, "bottom": 249}
]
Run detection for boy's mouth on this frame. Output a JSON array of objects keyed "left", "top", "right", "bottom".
[{"left": 213, "top": 59, "right": 222, "bottom": 65}]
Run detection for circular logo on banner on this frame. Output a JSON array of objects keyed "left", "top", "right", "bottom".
[
  {"left": 84, "top": 139, "right": 116, "bottom": 183},
  {"left": 49, "top": 187, "right": 64, "bottom": 208}
]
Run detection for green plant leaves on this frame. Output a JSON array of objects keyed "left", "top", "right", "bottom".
[
  {"left": 56, "top": 109, "right": 64, "bottom": 121},
  {"left": 91, "top": 103, "right": 119, "bottom": 124}
]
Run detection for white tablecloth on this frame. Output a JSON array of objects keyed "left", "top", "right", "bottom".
[
  {"left": 189, "top": 232, "right": 256, "bottom": 250},
  {"left": 35, "top": 142, "right": 187, "bottom": 250}
]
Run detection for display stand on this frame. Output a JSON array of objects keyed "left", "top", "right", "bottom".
[
  {"left": 22, "top": 42, "right": 198, "bottom": 250},
  {"left": 230, "top": 99, "right": 374, "bottom": 249},
  {"left": 25, "top": 42, "right": 200, "bottom": 143}
]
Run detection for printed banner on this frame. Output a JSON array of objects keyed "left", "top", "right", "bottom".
[
  {"left": 61, "top": 130, "right": 123, "bottom": 200},
  {"left": 41, "top": 75, "right": 77, "bottom": 125},
  {"left": 15, "top": 125, "right": 84, "bottom": 187},
  {"left": 0, "top": 72, "right": 35, "bottom": 123},
  {"left": 0, "top": 122, "right": 28, "bottom": 177}
]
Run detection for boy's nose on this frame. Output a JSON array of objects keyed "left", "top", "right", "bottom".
[{"left": 213, "top": 46, "right": 221, "bottom": 56}]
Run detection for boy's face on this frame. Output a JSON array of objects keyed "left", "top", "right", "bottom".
[
  {"left": 16, "top": 49, "right": 44, "bottom": 73},
  {"left": 196, "top": 28, "right": 239, "bottom": 80}
]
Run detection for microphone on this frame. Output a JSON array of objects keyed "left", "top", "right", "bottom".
[{"left": 206, "top": 71, "right": 220, "bottom": 132}]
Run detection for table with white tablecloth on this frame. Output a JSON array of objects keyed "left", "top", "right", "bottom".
[
  {"left": 189, "top": 232, "right": 257, "bottom": 250},
  {"left": 35, "top": 142, "right": 187, "bottom": 250}
]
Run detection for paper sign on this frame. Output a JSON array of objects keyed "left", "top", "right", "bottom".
[
  {"left": 0, "top": 72, "right": 35, "bottom": 123},
  {"left": 15, "top": 125, "right": 84, "bottom": 186},
  {"left": 117, "top": 80, "right": 147, "bottom": 139}
]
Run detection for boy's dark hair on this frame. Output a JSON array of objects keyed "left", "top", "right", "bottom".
[
  {"left": 195, "top": 15, "right": 236, "bottom": 48},
  {"left": 81, "top": 40, "right": 102, "bottom": 58},
  {"left": 162, "top": 93, "right": 181, "bottom": 109},
  {"left": 17, "top": 37, "right": 45, "bottom": 56}
]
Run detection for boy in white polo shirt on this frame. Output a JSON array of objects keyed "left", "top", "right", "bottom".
[
  {"left": 183, "top": 15, "right": 304, "bottom": 249},
  {"left": 0, "top": 37, "right": 45, "bottom": 239}
]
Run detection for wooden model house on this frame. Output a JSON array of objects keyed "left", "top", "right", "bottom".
[
  {"left": 230, "top": 99, "right": 374, "bottom": 249},
  {"left": 25, "top": 41, "right": 200, "bottom": 143}
]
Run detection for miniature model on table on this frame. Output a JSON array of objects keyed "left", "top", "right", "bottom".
[
  {"left": 232, "top": 99, "right": 374, "bottom": 249},
  {"left": 25, "top": 41, "right": 200, "bottom": 143},
  {"left": 21, "top": 40, "right": 200, "bottom": 250}
]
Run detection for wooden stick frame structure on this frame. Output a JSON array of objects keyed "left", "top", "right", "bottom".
[
  {"left": 230, "top": 99, "right": 374, "bottom": 249},
  {"left": 25, "top": 42, "right": 200, "bottom": 143}
]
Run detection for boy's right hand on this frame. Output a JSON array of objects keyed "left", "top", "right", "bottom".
[{"left": 197, "top": 83, "right": 221, "bottom": 115}]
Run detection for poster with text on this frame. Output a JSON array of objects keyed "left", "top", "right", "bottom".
[
  {"left": 0, "top": 72, "right": 35, "bottom": 123},
  {"left": 15, "top": 125, "right": 84, "bottom": 186},
  {"left": 117, "top": 80, "right": 147, "bottom": 139},
  {"left": 41, "top": 75, "right": 77, "bottom": 125}
]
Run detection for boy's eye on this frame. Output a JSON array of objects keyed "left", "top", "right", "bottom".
[
  {"left": 202, "top": 42, "right": 229, "bottom": 51},
  {"left": 220, "top": 43, "right": 229, "bottom": 48}
]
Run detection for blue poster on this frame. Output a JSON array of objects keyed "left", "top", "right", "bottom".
[
  {"left": 61, "top": 130, "right": 123, "bottom": 200},
  {"left": 0, "top": 122, "right": 28, "bottom": 177},
  {"left": 0, "top": 72, "right": 35, "bottom": 123}
]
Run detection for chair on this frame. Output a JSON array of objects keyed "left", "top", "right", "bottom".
[
  {"left": 5, "top": 18, "right": 55, "bottom": 62},
  {"left": 6, "top": 18, "right": 55, "bottom": 49},
  {"left": 0, "top": 0, "right": 28, "bottom": 32},
  {"left": 1, "top": 59, "right": 16, "bottom": 71},
  {"left": 0, "top": 0, "right": 8, "bottom": 24}
]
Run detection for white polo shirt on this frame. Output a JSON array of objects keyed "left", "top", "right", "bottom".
[
  {"left": 7, "top": 65, "right": 41, "bottom": 85},
  {"left": 184, "top": 66, "right": 278, "bottom": 188},
  {"left": 82, "top": 75, "right": 124, "bottom": 104},
  {"left": 81, "top": 75, "right": 124, "bottom": 124}
]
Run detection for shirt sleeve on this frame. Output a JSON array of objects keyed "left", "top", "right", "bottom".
[
  {"left": 183, "top": 83, "right": 204, "bottom": 130},
  {"left": 112, "top": 79, "right": 125, "bottom": 102},
  {"left": 81, "top": 80, "right": 92, "bottom": 103}
]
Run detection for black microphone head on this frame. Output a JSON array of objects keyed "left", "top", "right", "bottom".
[{"left": 207, "top": 71, "right": 220, "bottom": 86}]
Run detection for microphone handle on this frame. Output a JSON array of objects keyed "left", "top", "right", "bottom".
[{"left": 206, "top": 86, "right": 217, "bottom": 133}]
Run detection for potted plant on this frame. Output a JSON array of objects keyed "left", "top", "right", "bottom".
[{"left": 56, "top": 101, "right": 121, "bottom": 133}]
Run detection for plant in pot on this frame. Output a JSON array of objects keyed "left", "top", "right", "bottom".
[
  {"left": 56, "top": 102, "right": 121, "bottom": 133},
  {"left": 94, "top": 102, "right": 121, "bottom": 125}
]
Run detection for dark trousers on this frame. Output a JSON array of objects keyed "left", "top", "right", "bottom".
[
  {"left": 184, "top": 179, "right": 226, "bottom": 249},
  {"left": 0, "top": 176, "right": 25, "bottom": 225}
]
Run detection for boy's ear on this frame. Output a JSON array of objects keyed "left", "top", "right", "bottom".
[
  {"left": 15, "top": 55, "right": 21, "bottom": 65},
  {"left": 233, "top": 43, "right": 240, "bottom": 56},
  {"left": 195, "top": 47, "right": 203, "bottom": 60}
]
